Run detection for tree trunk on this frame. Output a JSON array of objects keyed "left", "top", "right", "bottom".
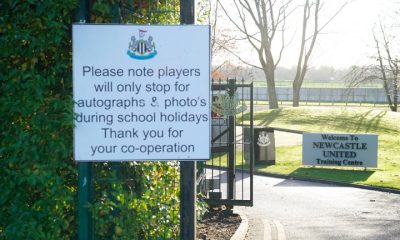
[
  {"left": 393, "top": 80, "right": 398, "bottom": 112},
  {"left": 292, "top": 79, "right": 301, "bottom": 107},
  {"left": 264, "top": 68, "right": 279, "bottom": 109},
  {"left": 382, "top": 81, "right": 394, "bottom": 111},
  {"left": 267, "top": 82, "right": 279, "bottom": 109},
  {"left": 292, "top": 64, "right": 308, "bottom": 107}
]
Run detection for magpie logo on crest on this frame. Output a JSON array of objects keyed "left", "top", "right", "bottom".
[{"left": 127, "top": 29, "right": 157, "bottom": 60}]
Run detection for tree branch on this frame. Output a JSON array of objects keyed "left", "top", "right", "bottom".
[{"left": 218, "top": 44, "right": 263, "bottom": 70}]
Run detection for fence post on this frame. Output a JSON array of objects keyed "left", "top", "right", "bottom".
[{"left": 227, "top": 79, "right": 236, "bottom": 203}]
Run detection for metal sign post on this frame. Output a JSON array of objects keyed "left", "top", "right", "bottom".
[
  {"left": 179, "top": 1, "right": 196, "bottom": 239},
  {"left": 76, "top": 1, "right": 93, "bottom": 240},
  {"left": 179, "top": 161, "right": 196, "bottom": 239}
]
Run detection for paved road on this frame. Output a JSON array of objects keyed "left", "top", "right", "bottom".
[
  {"left": 237, "top": 175, "right": 400, "bottom": 240},
  {"left": 230, "top": 122, "right": 399, "bottom": 239}
]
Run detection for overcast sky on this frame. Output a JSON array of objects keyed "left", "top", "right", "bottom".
[{"left": 213, "top": 0, "right": 399, "bottom": 69}]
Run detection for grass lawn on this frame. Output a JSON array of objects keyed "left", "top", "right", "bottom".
[
  {"left": 247, "top": 100, "right": 389, "bottom": 108},
  {"left": 213, "top": 106, "right": 400, "bottom": 190}
]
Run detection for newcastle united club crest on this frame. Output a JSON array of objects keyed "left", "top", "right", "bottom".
[{"left": 127, "top": 29, "right": 157, "bottom": 60}]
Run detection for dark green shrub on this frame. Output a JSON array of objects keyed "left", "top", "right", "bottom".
[
  {"left": 1, "top": 1, "right": 183, "bottom": 239},
  {"left": 0, "top": 1, "right": 77, "bottom": 239},
  {"left": 90, "top": 162, "right": 180, "bottom": 239}
]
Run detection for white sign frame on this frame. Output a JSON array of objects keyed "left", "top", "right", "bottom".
[
  {"left": 73, "top": 24, "right": 211, "bottom": 161},
  {"left": 303, "top": 133, "right": 378, "bottom": 168}
]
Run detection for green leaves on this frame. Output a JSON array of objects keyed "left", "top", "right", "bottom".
[
  {"left": 1, "top": 0, "right": 77, "bottom": 239},
  {"left": 88, "top": 162, "right": 180, "bottom": 239},
  {"left": 1, "top": 1, "right": 183, "bottom": 239}
]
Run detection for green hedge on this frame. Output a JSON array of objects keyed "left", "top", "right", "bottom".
[
  {"left": 1, "top": 1, "right": 181, "bottom": 239},
  {"left": 90, "top": 162, "right": 180, "bottom": 239},
  {"left": 0, "top": 0, "right": 77, "bottom": 239}
]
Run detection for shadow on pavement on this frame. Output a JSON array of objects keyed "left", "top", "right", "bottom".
[{"left": 273, "top": 167, "right": 375, "bottom": 187}]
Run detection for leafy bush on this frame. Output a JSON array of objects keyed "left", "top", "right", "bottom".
[
  {"left": 0, "top": 0, "right": 77, "bottom": 239},
  {"left": 1, "top": 1, "right": 195, "bottom": 239},
  {"left": 90, "top": 162, "right": 180, "bottom": 239}
]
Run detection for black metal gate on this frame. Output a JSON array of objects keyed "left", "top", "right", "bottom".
[{"left": 200, "top": 79, "right": 254, "bottom": 207}]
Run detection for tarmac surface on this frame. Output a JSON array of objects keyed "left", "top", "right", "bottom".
[
  {"left": 235, "top": 131, "right": 400, "bottom": 240},
  {"left": 237, "top": 175, "right": 400, "bottom": 240}
]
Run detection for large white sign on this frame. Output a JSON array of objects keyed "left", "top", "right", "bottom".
[
  {"left": 73, "top": 25, "right": 210, "bottom": 161},
  {"left": 303, "top": 133, "right": 378, "bottom": 168}
]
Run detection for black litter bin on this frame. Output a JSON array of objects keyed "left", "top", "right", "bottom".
[
  {"left": 244, "top": 126, "right": 276, "bottom": 165},
  {"left": 255, "top": 127, "right": 275, "bottom": 165}
]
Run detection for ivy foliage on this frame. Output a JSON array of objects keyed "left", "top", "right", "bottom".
[
  {"left": 90, "top": 162, "right": 180, "bottom": 239},
  {"left": 1, "top": 0, "right": 191, "bottom": 239},
  {"left": 91, "top": 0, "right": 180, "bottom": 24},
  {"left": 0, "top": 0, "right": 77, "bottom": 239}
]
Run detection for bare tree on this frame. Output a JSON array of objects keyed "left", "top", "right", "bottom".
[
  {"left": 218, "top": 0, "right": 294, "bottom": 109},
  {"left": 346, "top": 23, "right": 399, "bottom": 112},
  {"left": 199, "top": 0, "right": 238, "bottom": 80},
  {"left": 292, "top": 0, "right": 347, "bottom": 107}
]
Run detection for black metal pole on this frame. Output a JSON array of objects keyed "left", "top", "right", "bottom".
[
  {"left": 250, "top": 82, "right": 254, "bottom": 205},
  {"left": 76, "top": 1, "right": 92, "bottom": 240},
  {"left": 76, "top": 0, "right": 90, "bottom": 24},
  {"left": 179, "top": 1, "right": 196, "bottom": 239},
  {"left": 179, "top": 161, "right": 196, "bottom": 239},
  {"left": 180, "top": 0, "right": 195, "bottom": 24},
  {"left": 227, "top": 79, "right": 236, "bottom": 203}
]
